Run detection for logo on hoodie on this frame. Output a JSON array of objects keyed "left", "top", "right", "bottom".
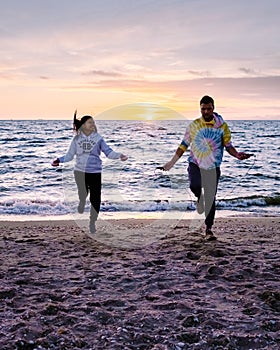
[{"left": 77, "top": 137, "right": 97, "bottom": 154}]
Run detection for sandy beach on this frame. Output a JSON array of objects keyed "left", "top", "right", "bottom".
[{"left": 0, "top": 217, "right": 279, "bottom": 350}]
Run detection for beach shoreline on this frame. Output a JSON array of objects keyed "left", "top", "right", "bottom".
[
  {"left": 0, "top": 207, "right": 278, "bottom": 223},
  {"left": 1, "top": 217, "right": 279, "bottom": 349}
]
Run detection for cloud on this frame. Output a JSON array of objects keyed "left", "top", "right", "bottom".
[
  {"left": 188, "top": 70, "right": 211, "bottom": 77},
  {"left": 1, "top": 1, "right": 280, "bottom": 119},
  {"left": 57, "top": 75, "right": 280, "bottom": 101},
  {"left": 82, "top": 70, "right": 124, "bottom": 77},
  {"left": 239, "top": 67, "right": 261, "bottom": 76}
]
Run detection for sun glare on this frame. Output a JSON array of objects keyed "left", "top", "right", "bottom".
[{"left": 96, "top": 103, "right": 186, "bottom": 120}]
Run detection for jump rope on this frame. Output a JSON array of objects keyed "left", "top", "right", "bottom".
[
  {"left": 155, "top": 153, "right": 256, "bottom": 209},
  {"left": 71, "top": 111, "right": 257, "bottom": 209},
  {"left": 218, "top": 153, "right": 256, "bottom": 204}
]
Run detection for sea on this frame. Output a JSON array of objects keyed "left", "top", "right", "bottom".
[{"left": 0, "top": 119, "right": 279, "bottom": 221}]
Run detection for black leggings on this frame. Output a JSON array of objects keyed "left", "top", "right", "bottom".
[
  {"left": 74, "top": 171, "right": 101, "bottom": 221},
  {"left": 188, "top": 162, "right": 221, "bottom": 229}
]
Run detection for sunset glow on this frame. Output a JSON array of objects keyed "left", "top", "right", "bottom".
[{"left": 0, "top": 1, "right": 279, "bottom": 120}]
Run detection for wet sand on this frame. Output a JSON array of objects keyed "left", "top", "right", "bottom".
[{"left": 0, "top": 217, "right": 279, "bottom": 349}]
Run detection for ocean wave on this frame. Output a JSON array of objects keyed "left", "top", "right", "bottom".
[
  {"left": 0, "top": 137, "right": 30, "bottom": 142},
  {"left": 0, "top": 199, "right": 70, "bottom": 215},
  {"left": 217, "top": 195, "right": 280, "bottom": 208},
  {"left": 256, "top": 134, "right": 280, "bottom": 138},
  {"left": 1, "top": 120, "right": 279, "bottom": 218},
  {"left": 248, "top": 173, "right": 280, "bottom": 180},
  {"left": 0, "top": 195, "right": 279, "bottom": 216}
]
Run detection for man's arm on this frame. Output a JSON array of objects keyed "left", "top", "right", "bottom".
[
  {"left": 161, "top": 125, "right": 190, "bottom": 170},
  {"left": 163, "top": 147, "right": 185, "bottom": 170},
  {"left": 226, "top": 146, "right": 251, "bottom": 160},
  {"left": 223, "top": 122, "right": 252, "bottom": 160}
]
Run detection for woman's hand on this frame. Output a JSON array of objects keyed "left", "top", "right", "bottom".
[
  {"left": 52, "top": 158, "right": 60, "bottom": 166},
  {"left": 120, "top": 154, "right": 128, "bottom": 161}
]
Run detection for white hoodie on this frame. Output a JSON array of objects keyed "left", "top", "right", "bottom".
[{"left": 58, "top": 132, "right": 121, "bottom": 173}]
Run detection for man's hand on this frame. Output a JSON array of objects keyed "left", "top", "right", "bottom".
[
  {"left": 236, "top": 152, "right": 252, "bottom": 160},
  {"left": 162, "top": 161, "right": 174, "bottom": 171},
  {"left": 159, "top": 147, "right": 184, "bottom": 171}
]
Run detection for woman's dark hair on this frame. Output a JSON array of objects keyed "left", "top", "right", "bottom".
[
  {"left": 200, "top": 95, "right": 215, "bottom": 108},
  {"left": 73, "top": 110, "right": 93, "bottom": 132}
]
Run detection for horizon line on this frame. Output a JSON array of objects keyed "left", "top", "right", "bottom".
[{"left": 1, "top": 117, "right": 279, "bottom": 121}]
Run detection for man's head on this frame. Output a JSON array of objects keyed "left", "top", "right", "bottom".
[{"left": 200, "top": 95, "right": 215, "bottom": 121}]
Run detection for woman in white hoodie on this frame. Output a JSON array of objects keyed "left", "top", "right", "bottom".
[{"left": 52, "top": 111, "right": 128, "bottom": 234}]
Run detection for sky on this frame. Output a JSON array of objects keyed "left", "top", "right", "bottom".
[{"left": 0, "top": 0, "right": 280, "bottom": 120}]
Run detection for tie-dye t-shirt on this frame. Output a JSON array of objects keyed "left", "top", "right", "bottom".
[{"left": 179, "top": 113, "right": 232, "bottom": 169}]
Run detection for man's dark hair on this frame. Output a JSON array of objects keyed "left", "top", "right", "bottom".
[{"left": 200, "top": 95, "right": 214, "bottom": 107}]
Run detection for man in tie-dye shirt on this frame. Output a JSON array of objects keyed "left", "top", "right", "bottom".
[{"left": 163, "top": 95, "right": 251, "bottom": 240}]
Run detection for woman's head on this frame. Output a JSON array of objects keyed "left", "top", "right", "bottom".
[{"left": 73, "top": 111, "right": 97, "bottom": 134}]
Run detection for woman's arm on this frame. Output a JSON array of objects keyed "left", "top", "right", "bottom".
[
  {"left": 100, "top": 138, "right": 128, "bottom": 161},
  {"left": 52, "top": 137, "right": 76, "bottom": 166}
]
